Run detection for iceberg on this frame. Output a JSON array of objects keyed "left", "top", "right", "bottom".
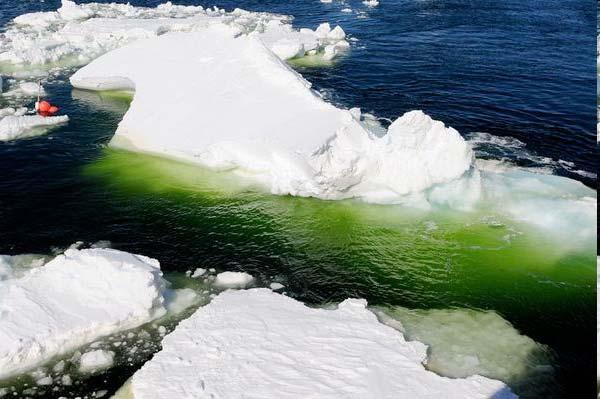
[
  {"left": 0, "top": 248, "right": 172, "bottom": 379},
  {"left": 71, "top": 27, "right": 473, "bottom": 202},
  {"left": 124, "top": 289, "right": 516, "bottom": 399}
]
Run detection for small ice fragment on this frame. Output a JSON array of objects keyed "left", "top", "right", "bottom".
[
  {"left": 213, "top": 272, "right": 254, "bottom": 289},
  {"left": 78, "top": 350, "right": 115, "bottom": 373},
  {"left": 363, "top": 0, "right": 379, "bottom": 6},
  {"left": 61, "top": 375, "right": 72, "bottom": 386},
  {"left": 52, "top": 360, "right": 65, "bottom": 373},
  {"left": 36, "top": 376, "right": 53, "bottom": 386},
  {"left": 191, "top": 268, "right": 206, "bottom": 278},
  {"left": 349, "top": 107, "right": 361, "bottom": 121},
  {"left": 158, "top": 326, "right": 167, "bottom": 336},
  {"left": 269, "top": 282, "right": 285, "bottom": 291}
]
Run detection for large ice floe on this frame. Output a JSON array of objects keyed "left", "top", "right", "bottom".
[
  {"left": 0, "top": 247, "right": 190, "bottom": 379},
  {"left": 120, "top": 288, "right": 516, "bottom": 399},
  {"left": 0, "top": 0, "right": 348, "bottom": 73},
  {"left": 71, "top": 25, "right": 472, "bottom": 202},
  {"left": 69, "top": 23, "right": 596, "bottom": 243}
]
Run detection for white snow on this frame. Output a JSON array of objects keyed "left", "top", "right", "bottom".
[
  {"left": 0, "top": 248, "right": 170, "bottom": 379},
  {"left": 70, "top": 27, "right": 473, "bottom": 202},
  {"left": 213, "top": 271, "right": 254, "bottom": 289},
  {"left": 0, "top": 107, "right": 68, "bottom": 141},
  {"left": 126, "top": 289, "right": 516, "bottom": 399},
  {"left": 0, "top": 0, "right": 349, "bottom": 74},
  {"left": 79, "top": 349, "right": 115, "bottom": 373}
]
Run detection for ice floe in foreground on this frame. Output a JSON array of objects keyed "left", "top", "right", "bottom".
[
  {"left": 71, "top": 26, "right": 472, "bottom": 202},
  {"left": 0, "top": 106, "right": 68, "bottom": 141},
  {"left": 123, "top": 289, "right": 516, "bottom": 399},
  {"left": 0, "top": 248, "right": 182, "bottom": 379}
]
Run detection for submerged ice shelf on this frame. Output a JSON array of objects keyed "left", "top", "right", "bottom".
[{"left": 121, "top": 289, "right": 517, "bottom": 399}]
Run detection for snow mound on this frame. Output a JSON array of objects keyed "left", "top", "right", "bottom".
[
  {"left": 71, "top": 27, "right": 472, "bottom": 202},
  {"left": 0, "top": 0, "right": 348, "bottom": 74},
  {"left": 0, "top": 248, "right": 169, "bottom": 379},
  {"left": 127, "top": 289, "right": 516, "bottom": 399},
  {"left": 213, "top": 271, "right": 254, "bottom": 289},
  {"left": 0, "top": 107, "right": 68, "bottom": 141}
]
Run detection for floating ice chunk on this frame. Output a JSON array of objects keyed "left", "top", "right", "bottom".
[
  {"left": 363, "top": 0, "right": 380, "bottom": 7},
  {"left": 190, "top": 267, "right": 206, "bottom": 278},
  {"left": 3, "top": 82, "right": 46, "bottom": 97},
  {"left": 0, "top": 248, "right": 171, "bottom": 379},
  {"left": 70, "top": 28, "right": 472, "bottom": 202},
  {"left": 213, "top": 271, "right": 254, "bottom": 289},
  {"left": 0, "top": 108, "right": 68, "bottom": 141},
  {"left": 126, "top": 289, "right": 516, "bottom": 398},
  {"left": 269, "top": 282, "right": 285, "bottom": 290},
  {"left": 164, "top": 288, "right": 200, "bottom": 314},
  {"left": 79, "top": 350, "right": 115, "bottom": 373}
]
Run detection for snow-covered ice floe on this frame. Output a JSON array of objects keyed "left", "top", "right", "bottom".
[
  {"left": 121, "top": 289, "right": 517, "bottom": 399},
  {"left": 71, "top": 26, "right": 472, "bottom": 202},
  {"left": 0, "top": 247, "right": 195, "bottom": 379},
  {"left": 70, "top": 24, "right": 596, "bottom": 243},
  {"left": 0, "top": 0, "right": 348, "bottom": 72},
  {"left": 0, "top": 106, "right": 68, "bottom": 141}
]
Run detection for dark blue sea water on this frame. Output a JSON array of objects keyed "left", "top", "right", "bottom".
[{"left": 0, "top": 1, "right": 596, "bottom": 398}]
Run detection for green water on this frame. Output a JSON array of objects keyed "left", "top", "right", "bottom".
[{"left": 80, "top": 147, "right": 595, "bottom": 397}]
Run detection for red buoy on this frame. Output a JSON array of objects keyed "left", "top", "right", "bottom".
[{"left": 35, "top": 100, "right": 59, "bottom": 116}]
